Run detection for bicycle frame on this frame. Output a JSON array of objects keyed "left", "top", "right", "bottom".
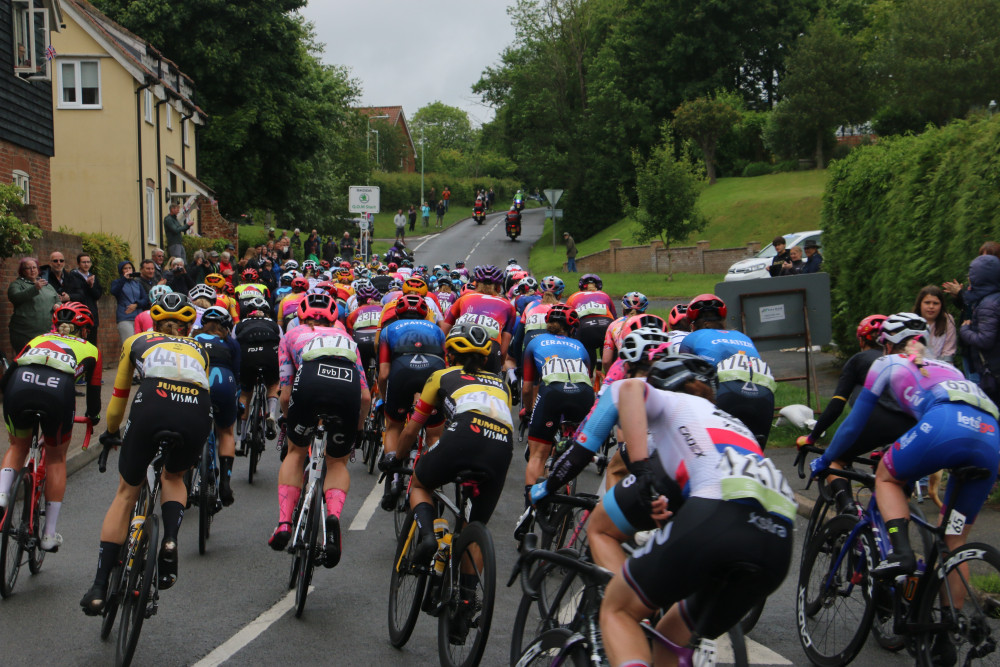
[{"left": 290, "top": 425, "right": 328, "bottom": 551}]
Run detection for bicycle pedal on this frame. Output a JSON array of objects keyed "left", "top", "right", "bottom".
[{"left": 144, "top": 601, "right": 158, "bottom": 619}]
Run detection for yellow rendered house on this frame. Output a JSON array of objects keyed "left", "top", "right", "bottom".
[{"left": 49, "top": 0, "right": 210, "bottom": 262}]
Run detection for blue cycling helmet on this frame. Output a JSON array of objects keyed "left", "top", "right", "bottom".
[
  {"left": 540, "top": 275, "right": 565, "bottom": 296},
  {"left": 622, "top": 291, "right": 649, "bottom": 313}
]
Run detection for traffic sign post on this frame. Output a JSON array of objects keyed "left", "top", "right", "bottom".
[
  {"left": 544, "top": 188, "right": 565, "bottom": 250},
  {"left": 349, "top": 186, "right": 381, "bottom": 214}
]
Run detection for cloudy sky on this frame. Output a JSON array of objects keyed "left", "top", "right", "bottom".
[{"left": 300, "top": 2, "right": 518, "bottom": 126}]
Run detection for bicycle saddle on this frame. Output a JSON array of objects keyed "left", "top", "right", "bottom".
[
  {"left": 152, "top": 430, "right": 184, "bottom": 448},
  {"left": 950, "top": 466, "right": 992, "bottom": 482},
  {"left": 455, "top": 470, "right": 489, "bottom": 485}
]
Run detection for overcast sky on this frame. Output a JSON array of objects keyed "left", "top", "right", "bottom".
[{"left": 299, "top": 2, "right": 517, "bottom": 127}]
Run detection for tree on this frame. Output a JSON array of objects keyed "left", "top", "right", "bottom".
[
  {"left": 621, "top": 126, "right": 706, "bottom": 279},
  {"left": 673, "top": 92, "right": 742, "bottom": 184},
  {"left": 0, "top": 184, "right": 42, "bottom": 261}
]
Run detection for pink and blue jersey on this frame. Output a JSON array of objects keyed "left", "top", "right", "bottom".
[{"left": 278, "top": 322, "right": 367, "bottom": 389}]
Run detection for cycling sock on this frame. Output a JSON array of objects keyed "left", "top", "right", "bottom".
[
  {"left": 324, "top": 488, "right": 346, "bottom": 518},
  {"left": 885, "top": 518, "right": 913, "bottom": 560},
  {"left": 0, "top": 467, "right": 14, "bottom": 497},
  {"left": 219, "top": 456, "right": 234, "bottom": 483},
  {"left": 95, "top": 540, "right": 122, "bottom": 586},
  {"left": 43, "top": 501, "right": 61, "bottom": 536},
  {"left": 459, "top": 572, "right": 478, "bottom": 599},
  {"left": 267, "top": 397, "right": 280, "bottom": 420},
  {"left": 278, "top": 484, "right": 301, "bottom": 524},
  {"left": 413, "top": 502, "right": 436, "bottom": 537},
  {"left": 829, "top": 477, "right": 855, "bottom": 512},
  {"left": 524, "top": 485, "right": 533, "bottom": 509},
  {"left": 161, "top": 501, "right": 184, "bottom": 543}
]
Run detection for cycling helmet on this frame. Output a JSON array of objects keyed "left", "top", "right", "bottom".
[
  {"left": 280, "top": 272, "right": 294, "bottom": 286},
  {"left": 686, "top": 294, "right": 727, "bottom": 321},
  {"left": 857, "top": 314, "right": 887, "bottom": 344},
  {"left": 244, "top": 295, "right": 271, "bottom": 317},
  {"left": 546, "top": 303, "right": 580, "bottom": 330},
  {"left": 205, "top": 273, "right": 226, "bottom": 289},
  {"left": 444, "top": 323, "right": 492, "bottom": 357},
  {"left": 578, "top": 273, "right": 603, "bottom": 290},
  {"left": 455, "top": 260, "right": 465, "bottom": 268},
  {"left": 402, "top": 277, "right": 429, "bottom": 297},
  {"left": 387, "top": 278, "right": 403, "bottom": 292},
  {"left": 283, "top": 260, "right": 299, "bottom": 271},
  {"left": 291, "top": 276, "right": 309, "bottom": 292},
  {"left": 320, "top": 260, "right": 331, "bottom": 270},
  {"left": 356, "top": 284, "right": 382, "bottom": 304},
  {"left": 622, "top": 291, "right": 649, "bottom": 313},
  {"left": 302, "top": 260, "right": 318, "bottom": 272},
  {"left": 436, "top": 278, "right": 454, "bottom": 291},
  {"left": 352, "top": 278, "right": 373, "bottom": 293},
  {"left": 474, "top": 264, "right": 504, "bottom": 285},
  {"left": 298, "top": 293, "right": 336, "bottom": 324},
  {"left": 507, "top": 258, "right": 519, "bottom": 266},
  {"left": 668, "top": 304, "right": 688, "bottom": 327},
  {"left": 540, "top": 275, "right": 565, "bottom": 296},
  {"left": 223, "top": 282, "right": 235, "bottom": 296},
  {"left": 200, "top": 305, "right": 234, "bottom": 330},
  {"left": 53, "top": 302, "right": 94, "bottom": 330},
  {"left": 241, "top": 268, "right": 258, "bottom": 283},
  {"left": 449, "top": 270, "right": 463, "bottom": 283},
  {"left": 647, "top": 353, "right": 718, "bottom": 392},
  {"left": 337, "top": 268, "right": 353, "bottom": 282},
  {"left": 879, "top": 312, "right": 928, "bottom": 346},
  {"left": 316, "top": 280, "right": 335, "bottom": 293},
  {"left": 387, "top": 262, "right": 399, "bottom": 272},
  {"left": 340, "top": 260, "right": 352, "bottom": 270},
  {"left": 149, "top": 284, "right": 173, "bottom": 302},
  {"left": 394, "top": 293, "right": 429, "bottom": 319},
  {"left": 150, "top": 293, "right": 197, "bottom": 324},
  {"left": 402, "top": 259, "right": 413, "bottom": 268},
  {"left": 622, "top": 314, "right": 667, "bottom": 337},
  {"left": 618, "top": 327, "right": 672, "bottom": 364},
  {"left": 188, "top": 284, "right": 217, "bottom": 302},
  {"left": 517, "top": 277, "right": 539, "bottom": 294}
]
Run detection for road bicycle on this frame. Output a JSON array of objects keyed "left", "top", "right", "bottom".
[
  {"left": 241, "top": 370, "right": 269, "bottom": 483},
  {"left": 510, "top": 533, "right": 749, "bottom": 667},
  {"left": 388, "top": 468, "right": 497, "bottom": 667},
  {"left": 187, "top": 427, "right": 222, "bottom": 555},
  {"left": 1, "top": 414, "right": 92, "bottom": 598},
  {"left": 797, "top": 463, "right": 1000, "bottom": 666},
  {"left": 360, "top": 388, "right": 384, "bottom": 475}
]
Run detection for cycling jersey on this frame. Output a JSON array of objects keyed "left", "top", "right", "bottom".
[
  {"left": 278, "top": 293, "right": 306, "bottom": 322},
  {"left": 514, "top": 293, "right": 541, "bottom": 315},
  {"left": 603, "top": 316, "right": 628, "bottom": 355},
  {"left": 196, "top": 332, "right": 241, "bottom": 428},
  {"left": 278, "top": 322, "right": 366, "bottom": 390},
  {"left": 215, "top": 294, "right": 240, "bottom": 322},
  {"left": 679, "top": 329, "right": 775, "bottom": 391},
  {"left": 522, "top": 333, "right": 591, "bottom": 386},
  {"left": 565, "top": 290, "right": 617, "bottom": 320},
  {"left": 346, "top": 303, "right": 383, "bottom": 334},
  {"left": 435, "top": 290, "right": 457, "bottom": 310},
  {"left": 378, "top": 319, "right": 446, "bottom": 361},
  {"left": 235, "top": 283, "right": 271, "bottom": 301},
  {"left": 194, "top": 332, "right": 241, "bottom": 376},
  {"left": 411, "top": 366, "right": 512, "bottom": 428},
  {"left": 510, "top": 301, "right": 555, "bottom": 365},
  {"left": 133, "top": 310, "right": 154, "bottom": 334},
  {"left": 445, "top": 292, "right": 517, "bottom": 344},
  {"left": 376, "top": 297, "right": 439, "bottom": 331},
  {"left": 234, "top": 317, "right": 282, "bottom": 390}
]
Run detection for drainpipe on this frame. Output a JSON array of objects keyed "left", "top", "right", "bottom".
[
  {"left": 156, "top": 95, "right": 167, "bottom": 249},
  {"left": 180, "top": 110, "right": 194, "bottom": 171},
  {"left": 135, "top": 78, "right": 152, "bottom": 261}
]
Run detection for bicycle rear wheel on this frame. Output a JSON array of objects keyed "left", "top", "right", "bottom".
[
  {"left": 27, "top": 472, "right": 44, "bottom": 573},
  {"left": 293, "top": 488, "right": 321, "bottom": 618},
  {"left": 796, "top": 514, "right": 874, "bottom": 666},
  {"left": 725, "top": 622, "right": 750, "bottom": 667},
  {"left": 439, "top": 521, "right": 497, "bottom": 667},
  {"left": 198, "top": 439, "right": 213, "bottom": 555},
  {"left": 0, "top": 469, "right": 29, "bottom": 598},
  {"left": 514, "top": 628, "right": 577, "bottom": 666},
  {"left": 101, "top": 553, "right": 125, "bottom": 640},
  {"left": 116, "top": 513, "right": 158, "bottom": 667},
  {"left": 388, "top": 509, "right": 428, "bottom": 648},
  {"left": 248, "top": 388, "right": 265, "bottom": 484},
  {"left": 509, "top": 560, "right": 584, "bottom": 665}
]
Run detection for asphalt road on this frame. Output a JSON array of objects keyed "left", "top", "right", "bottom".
[{"left": 0, "top": 213, "right": 917, "bottom": 666}]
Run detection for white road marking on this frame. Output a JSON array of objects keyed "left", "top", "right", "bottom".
[
  {"left": 746, "top": 637, "right": 792, "bottom": 665},
  {"left": 349, "top": 480, "right": 384, "bottom": 531},
  {"left": 413, "top": 234, "right": 438, "bottom": 252},
  {"left": 192, "top": 586, "right": 314, "bottom": 666},
  {"left": 466, "top": 216, "right": 504, "bottom": 263}
]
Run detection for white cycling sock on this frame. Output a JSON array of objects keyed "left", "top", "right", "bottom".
[
  {"left": 267, "top": 397, "right": 279, "bottom": 420},
  {"left": 0, "top": 467, "right": 15, "bottom": 497},
  {"left": 44, "top": 501, "right": 61, "bottom": 536}
]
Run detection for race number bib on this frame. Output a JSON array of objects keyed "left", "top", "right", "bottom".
[
  {"left": 717, "top": 448, "right": 797, "bottom": 521},
  {"left": 540, "top": 356, "right": 590, "bottom": 385},
  {"left": 20, "top": 346, "right": 77, "bottom": 375},
  {"left": 456, "top": 314, "right": 502, "bottom": 339},
  {"left": 574, "top": 300, "right": 608, "bottom": 318},
  {"left": 524, "top": 312, "right": 547, "bottom": 332},
  {"left": 717, "top": 354, "right": 776, "bottom": 391},
  {"left": 454, "top": 390, "right": 513, "bottom": 427},
  {"left": 354, "top": 310, "right": 381, "bottom": 329},
  {"left": 942, "top": 380, "right": 999, "bottom": 419},
  {"left": 140, "top": 346, "right": 209, "bottom": 388},
  {"left": 302, "top": 334, "right": 358, "bottom": 363}
]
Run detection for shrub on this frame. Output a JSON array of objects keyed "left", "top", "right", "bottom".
[
  {"left": 181, "top": 236, "right": 228, "bottom": 263},
  {"left": 773, "top": 160, "right": 800, "bottom": 173},
  {"left": 741, "top": 162, "right": 774, "bottom": 178},
  {"left": 369, "top": 173, "right": 520, "bottom": 210},
  {"left": 0, "top": 183, "right": 42, "bottom": 262},
  {"left": 79, "top": 232, "right": 132, "bottom": 289}
]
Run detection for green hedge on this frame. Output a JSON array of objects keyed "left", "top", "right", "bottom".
[
  {"left": 369, "top": 173, "right": 521, "bottom": 211},
  {"left": 181, "top": 236, "right": 229, "bottom": 262},
  {"left": 824, "top": 116, "right": 1000, "bottom": 352},
  {"left": 79, "top": 232, "right": 132, "bottom": 289}
]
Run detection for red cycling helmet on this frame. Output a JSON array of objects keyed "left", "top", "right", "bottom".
[
  {"left": 387, "top": 262, "right": 399, "bottom": 272},
  {"left": 320, "top": 260, "right": 330, "bottom": 269},
  {"left": 241, "top": 268, "right": 258, "bottom": 283},
  {"left": 291, "top": 276, "right": 309, "bottom": 292},
  {"left": 857, "top": 314, "right": 887, "bottom": 345},
  {"left": 622, "top": 313, "right": 666, "bottom": 337},
  {"left": 298, "top": 293, "right": 336, "bottom": 324},
  {"left": 53, "top": 302, "right": 94, "bottom": 330},
  {"left": 395, "top": 293, "right": 429, "bottom": 319},
  {"left": 316, "top": 280, "right": 335, "bottom": 293},
  {"left": 546, "top": 303, "right": 580, "bottom": 330},
  {"left": 686, "top": 293, "right": 727, "bottom": 321},
  {"left": 669, "top": 304, "right": 688, "bottom": 327}
]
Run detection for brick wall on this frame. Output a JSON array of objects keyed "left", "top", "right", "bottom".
[
  {"left": 1, "top": 230, "right": 119, "bottom": 366},
  {"left": 575, "top": 239, "right": 762, "bottom": 275},
  {"left": 198, "top": 197, "right": 238, "bottom": 247},
  {"left": 0, "top": 138, "right": 52, "bottom": 230}
]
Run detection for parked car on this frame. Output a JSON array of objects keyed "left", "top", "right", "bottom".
[{"left": 723, "top": 230, "right": 823, "bottom": 282}]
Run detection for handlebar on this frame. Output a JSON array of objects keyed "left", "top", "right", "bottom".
[
  {"left": 794, "top": 443, "right": 879, "bottom": 491},
  {"left": 508, "top": 532, "right": 612, "bottom": 597},
  {"left": 97, "top": 431, "right": 123, "bottom": 474},
  {"left": 74, "top": 415, "right": 94, "bottom": 452}
]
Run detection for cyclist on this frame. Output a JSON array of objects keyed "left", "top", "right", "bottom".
[
  {"left": 602, "top": 292, "right": 649, "bottom": 372},
  {"left": 600, "top": 354, "right": 794, "bottom": 667},
  {"left": 797, "top": 314, "right": 916, "bottom": 513},
  {"left": 278, "top": 276, "right": 310, "bottom": 327},
  {"left": 565, "top": 273, "right": 617, "bottom": 380},
  {"left": 435, "top": 278, "right": 457, "bottom": 310},
  {"left": 454, "top": 260, "right": 469, "bottom": 281},
  {"left": 521, "top": 304, "right": 594, "bottom": 506},
  {"left": 0, "top": 303, "right": 102, "bottom": 552},
  {"left": 442, "top": 264, "right": 517, "bottom": 374},
  {"left": 234, "top": 295, "right": 283, "bottom": 444},
  {"left": 205, "top": 273, "right": 239, "bottom": 321},
  {"left": 811, "top": 313, "right": 1000, "bottom": 588},
  {"left": 679, "top": 293, "right": 775, "bottom": 448},
  {"left": 269, "top": 293, "right": 371, "bottom": 568},
  {"left": 133, "top": 284, "right": 172, "bottom": 333},
  {"left": 509, "top": 275, "right": 562, "bottom": 367},
  {"left": 345, "top": 283, "right": 384, "bottom": 382},
  {"left": 81, "top": 293, "right": 211, "bottom": 614},
  {"left": 193, "top": 306, "right": 241, "bottom": 506},
  {"left": 401, "top": 275, "right": 444, "bottom": 323}
]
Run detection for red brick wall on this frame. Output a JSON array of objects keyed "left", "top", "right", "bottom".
[
  {"left": 0, "top": 230, "right": 119, "bottom": 366},
  {"left": 0, "top": 138, "right": 52, "bottom": 230},
  {"left": 575, "top": 239, "right": 761, "bottom": 275},
  {"left": 198, "top": 198, "right": 238, "bottom": 247}
]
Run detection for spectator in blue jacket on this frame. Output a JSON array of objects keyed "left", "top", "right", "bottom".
[
  {"left": 801, "top": 239, "right": 824, "bottom": 274},
  {"left": 959, "top": 254, "right": 1000, "bottom": 403},
  {"left": 110, "top": 260, "right": 149, "bottom": 345}
]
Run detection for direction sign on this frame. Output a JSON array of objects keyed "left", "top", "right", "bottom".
[
  {"left": 349, "top": 186, "right": 381, "bottom": 213},
  {"left": 545, "top": 209, "right": 564, "bottom": 218},
  {"left": 543, "top": 188, "right": 564, "bottom": 207},
  {"left": 358, "top": 221, "right": 370, "bottom": 231}
]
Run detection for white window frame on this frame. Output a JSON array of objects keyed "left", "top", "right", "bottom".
[
  {"left": 145, "top": 186, "right": 157, "bottom": 244},
  {"left": 166, "top": 104, "right": 173, "bottom": 130},
  {"left": 182, "top": 118, "right": 190, "bottom": 146},
  {"left": 12, "top": 1, "right": 51, "bottom": 80},
  {"left": 12, "top": 170, "right": 30, "bottom": 205},
  {"left": 57, "top": 59, "right": 102, "bottom": 109},
  {"left": 144, "top": 89, "right": 154, "bottom": 124}
]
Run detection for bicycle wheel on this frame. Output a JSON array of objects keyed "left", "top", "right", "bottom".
[
  {"left": 739, "top": 598, "right": 766, "bottom": 635},
  {"left": 726, "top": 622, "right": 750, "bottom": 667},
  {"left": 101, "top": 554, "right": 125, "bottom": 640},
  {"left": 514, "top": 628, "right": 576, "bottom": 666},
  {"left": 439, "top": 521, "right": 497, "bottom": 667},
  {"left": 801, "top": 492, "right": 835, "bottom": 563},
  {"left": 248, "top": 389, "right": 265, "bottom": 484},
  {"left": 913, "top": 541, "right": 1000, "bottom": 667},
  {"left": 388, "top": 509, "right": 428, "bottom": 648},
  {"left": 509, "top": 560, "right": 585, "bottom": 665},
  {"left": 393, "top": 474, "right": 409, "bottom": 539},
  {"left": 294, "top": 487, "right": 321, "bottom": 618},
  {"left": 0, "top": 469, "right": 29, "bottom": 598},
  {"left": 27, "top": 472, "right": 44, "bottom": 573},
  {"left": 796, "top": 514, "right": 875, "bottom": 666},
  {"left": 116, "top": 513, "right": 158, "bottom": 667},
  {"left": 198, "top": 439, "right": 212, "bottom": 555}
]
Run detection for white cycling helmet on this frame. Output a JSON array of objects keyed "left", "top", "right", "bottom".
[
  {"left": 618, "top": 327, "right": 672, "bottom": 364},
  {"left": 879, "top": 312, "right": 928, "bottom": 345}
]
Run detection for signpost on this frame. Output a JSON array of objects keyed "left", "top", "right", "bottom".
[
  {"left": 349, "top": 186, "right": 381, "bottom": 214},
  {"left": 544, "top": 188, "right": 564, "bottom": 250}
]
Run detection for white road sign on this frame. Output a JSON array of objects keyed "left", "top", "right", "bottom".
[{"left": 349, "top": 186, "right": 381, "bottom": 213}]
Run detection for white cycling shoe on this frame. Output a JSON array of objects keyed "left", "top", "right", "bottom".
[
  {"left": 40, "top": 533, "right": 63, "bottom": 552},
  {"left": 0, "top": 492, "right": 8, "bottom": 509}
]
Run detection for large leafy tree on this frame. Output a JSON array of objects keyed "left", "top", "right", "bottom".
[
  {"left": 673, "top": 92, "right": 742, "bottom": 184},
  {"left": 410, "top": 102, "right": 476, "bottom": 174}
]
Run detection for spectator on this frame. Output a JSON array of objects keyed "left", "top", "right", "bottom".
[
  {"left": 7, "top": 257, "right": 60, "bottom": 353},
  {"left": 801, "top": 239, "right": 823, "bottom": 274},
  {"left": 958, "top": 254, "right": 1000, "bottom": 402},
  {"left": 303, "top": 229, "right": 320, "bottom": 260},
  {"left": 150, "top": 248, "right": 166, "bottom": 282},
  {"left": 39, "top": 251, "right": 72, "bottom": 305},
  {"left": 421, "top": 201, "right": 431, "bottom": 228},
  {"left": 219, "top": 251, "right": 234, "bottom": 282},
  {"left": 163, "top": 202, "right": 193, "bottom": 263},
  {"left": 435, "top": 200, "right": 446, "bottom": 229},
  {"left": 341, "top": 231, "right": 355, "bottom": 260},
  {"left": 408, "top": 205, "right": 417, "bottom": 232},
  {"left": 487, "top": 187, "right": 495, "bottom": 212},
  {"left": 110, "top": 260, "right": 149, "bottom": 345},
  {"left": 563, "top": 231, "right": 578, "bottom": 273},
  {"left": 137, "top": 259, "right": 159, "bottom": 292},
  {"left": 187, "top": 250, "right": 210, "bottom": 285},
  {"left": 393, "top": 209, "right": 407, "bottom": 243},
  {"left": 428, "top": 187, "right": 436, "bottom": 210},
  {"left": 165, "top": 256, "right": 195, "bottom": 294},
  {"left": 259, "top": 258, "right": 278, "bottom": 293},
  {"left": 66, "top": 253, "right": 103, "bottom": 345},
  {"left": 767, "top": 236, "right": 791, "bottom": 277},
  {"left": 290, "top": 228, "right": 302, "bottom": 253},
  {"left": 267, "top": 227, "right": 276, "bottom": 242},
  {"left": 914, "top": 285, "right": 956, "bottom": 363},
  {"left": 442, "top": 186, "right": 451, "bottom": 212},
  {"left": 322, "top": 236, "right": 338, "bottom": 264},
  {"left": 779, "top": 246, "right": 804, "bottom": 276}
]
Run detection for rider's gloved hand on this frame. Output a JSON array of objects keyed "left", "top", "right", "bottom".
[
  {"left": 630, "top": 458, "right": 663, "bottom": 514},
  {"left": 99, "top": 430, "right": 121, "bottom": 447},
  {"left": 810, "top": 456, "right": 831, "bottom": 478},
  {"left": 529, "top": 481, "right": 550, "bottom": 507},
  {"left": 518, "top": 407, "right": 530, "bottom": 421},
  {"left": 506, "top": 368, "right": 518, "bottom": 385},
  {"left": 796, "top": 435, "right": 814, "bottom": 449},
  {"left": 85, "top": 412, "right": 101, "bottom": 428}
]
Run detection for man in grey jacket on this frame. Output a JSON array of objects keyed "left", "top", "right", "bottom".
[{"left": 163, "top": 203, "right": 192, "bottom": 263}]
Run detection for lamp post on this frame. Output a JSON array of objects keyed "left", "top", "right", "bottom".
[
  {"left": 371, "top": 129, "right": 381, "bottom": 169},
  {"left": 419, "top": 122, "right": 442, "bottom": 206},
  {"left": 366, "top": 113, "right": 389, "bottom": 163}
]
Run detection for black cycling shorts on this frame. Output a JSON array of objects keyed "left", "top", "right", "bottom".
[
  {"left": 208, "top": 366, "right": 239, "bottom": 428},
  {"left": 623, "top": 497, "right": 792, "bottom": 639},
  {"left": 119, "top": 379, "right": 213, "bottom": 487},
  {"left": 838, "top": 405, "right": 916, "bottom": 462},
  {"left": 717, "top": 380, "right": 774, "bottom": 449},
  {"left": 575, "top": 317, "right": 612, "bottom": 369},
  {"left": 414, "top": 413, "right": 513, "bottom": 524},
  {"left": 528, "top": 382, "right": 595, "bottom": 444},
  {"left": 385, "top": 354, "right": 446, "bottom": 423},
  {"left": 2, "top": 366, "right": 75, "bottom": 441},
  {"left": 238, "top": 343, "right": 280, "bottom": 392},
  {"left": 603, "top": 456, "right": 685, "bottom": 536},
  {"left": 354, "top": 331, "right": 378, "bottom": 374},
  {"left": 287, "top": 359, "right": 362, "bottom": 457}
]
